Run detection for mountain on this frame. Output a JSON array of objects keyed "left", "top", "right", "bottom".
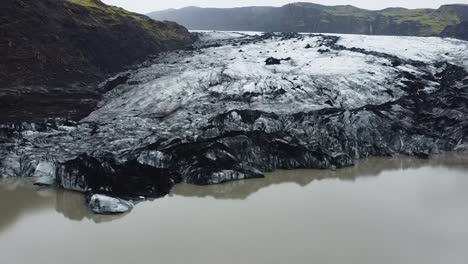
[
  {"left": 442, "top": 21, "right": 468, "bottom": 40},
  {"left": 0, "top": 0, "right": 192, "bottom": 122},
  {"left": 148, "top": 3, "right": 468, "bottom": 38}
]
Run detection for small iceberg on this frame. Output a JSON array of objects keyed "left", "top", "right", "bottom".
[{"left": 88, "top": 194, "right": 134, "bottom": 214}]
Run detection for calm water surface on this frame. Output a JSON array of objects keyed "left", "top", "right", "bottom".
[{"left": 1, "top": 154, "right": 468, "bottom": 264}]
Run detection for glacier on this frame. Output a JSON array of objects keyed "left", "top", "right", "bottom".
[
  {"left": 88, "top": 194, "right": 134, "bottom": 214},
  {"left": 1, "top": 32, "right": 467, "bottom": 204}
]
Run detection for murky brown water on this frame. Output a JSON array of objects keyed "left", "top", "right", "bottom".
[{"left": 1, "top": 154, "right": 468, "bottom": 264}]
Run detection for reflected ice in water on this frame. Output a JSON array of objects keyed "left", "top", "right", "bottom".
[
  {"left": 172, "top": 153, "right": 468, "bottom": 199},
  {"left": 0, "top": 179, "right": 125, "bottom": 234}
]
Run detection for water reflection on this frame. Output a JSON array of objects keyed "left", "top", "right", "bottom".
[
  {"left": 1, "top": 152, "right": 467, "bottom": 232},
  {"left": 0, "top": 179, "right": 54, "bottom": 234},
  {"left": 171, "top": 153, "right": 468, "bottom": 200},
  {"left": 54, "top": 190, "right": 127, "bottom": 223},
  {"left": 0, "top": 179, "right": 124, "bottom": 234}
]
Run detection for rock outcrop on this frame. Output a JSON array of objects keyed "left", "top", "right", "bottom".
[{"left": 0, "top": 0, "right": 193, "bottom": 122}]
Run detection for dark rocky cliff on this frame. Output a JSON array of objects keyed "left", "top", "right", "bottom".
[
  {"left": 149, "top": 3, "right": 468, "bottom": 38},
  {"left": 0, "top": 0, "right": 193, "bottom": 122},
  {"left": 442, "top": 21, "right": 468, "bottom": 41}
]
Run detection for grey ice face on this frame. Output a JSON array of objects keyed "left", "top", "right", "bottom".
[{"left": 101, "top": 0, "right": 464, "bottom": 13}]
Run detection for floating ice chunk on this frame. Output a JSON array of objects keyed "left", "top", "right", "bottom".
[
  {"left": 33, "top": 161, "right": 56, "bottom": 186},
  {"left": 88, "top": 194, "right": 134, "bottom": 214}
]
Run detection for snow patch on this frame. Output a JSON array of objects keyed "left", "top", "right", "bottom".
[{"left": 337, "top": 34, "right": 468, "bottom": 70}]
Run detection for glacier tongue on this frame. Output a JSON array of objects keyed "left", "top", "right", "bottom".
[{"left": 1, "top": 32, "right": 468, "bottom": 199}]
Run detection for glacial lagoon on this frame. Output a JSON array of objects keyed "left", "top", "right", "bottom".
[{"left": 1, "top": 153, "right": 467, "bottom": 264}]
